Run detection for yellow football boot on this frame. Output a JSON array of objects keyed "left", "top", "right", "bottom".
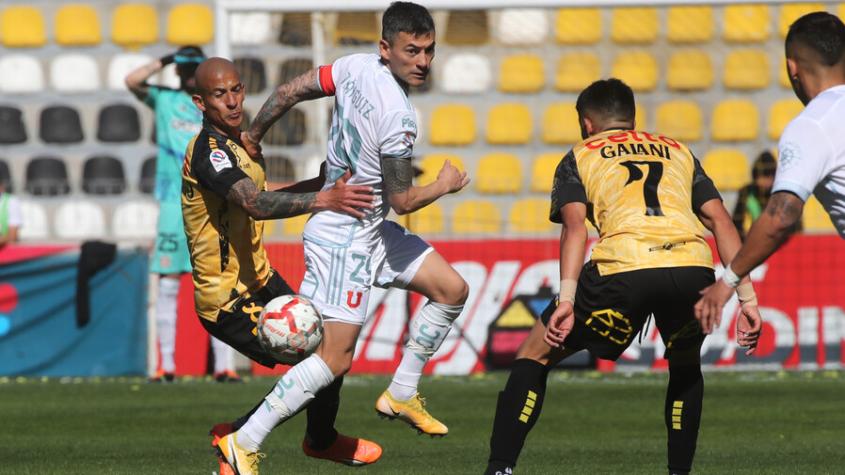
[
  {"left": 217, "top": 432, "right": 264, "bottom": 475},
  {"left": 375, "top": 390, "right": 448, "bottom": 436}
]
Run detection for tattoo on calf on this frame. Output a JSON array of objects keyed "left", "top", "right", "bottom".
[{"left": 382, "top": 156, "right": 413, "bottom": 195}]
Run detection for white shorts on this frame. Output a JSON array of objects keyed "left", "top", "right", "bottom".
[{"left": 299, "top": 220, "right": 433, "bottom": 325}]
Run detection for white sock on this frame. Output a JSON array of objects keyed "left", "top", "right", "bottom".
[
  {"left": 156, "top": 277, "right": 180, "bottom": 373},
  {"left": 388, "top": 301, "right": 463, "bottom": 401},
  {"left": 237, "top": 354, "right": 334, "bottom": 450},
  {"left": 211, "top": 337, "right": 232, "bottom": 373}
]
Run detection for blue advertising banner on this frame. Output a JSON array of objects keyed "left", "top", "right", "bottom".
[{"left": 0, "top": 248, "right": 148, "bottom": 376}]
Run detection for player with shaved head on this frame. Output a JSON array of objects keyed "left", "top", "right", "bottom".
[{"left": 181, "top": 57, "right": 378, "bottom": 474}]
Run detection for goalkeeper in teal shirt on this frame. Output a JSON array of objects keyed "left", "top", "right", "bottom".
[{"left": 126, "top": 46, "right": 241, "bottom": 383}]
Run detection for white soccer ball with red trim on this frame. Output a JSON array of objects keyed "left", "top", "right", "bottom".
[{"left": 257, "top": 295, "right": 323, "bottom": 365}]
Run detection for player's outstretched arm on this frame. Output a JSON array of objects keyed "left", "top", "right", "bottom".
[
  {"left": 243, "top": 68, "right": 326, "bottom": 156},
  {"left": 226, "top": 171, "right": 374, "bottom": 220},
  {"left": 124, "top": 54, "right": 173, "bottom": 101},
  {"left": 544, "top": 202, "right": 588, "bottom": 348},
  {"left": 382, "top": 157, "right": 469, "bottom": 215},
  {"left": 694, "top": 199, "right": 762, "bottom": 348}
]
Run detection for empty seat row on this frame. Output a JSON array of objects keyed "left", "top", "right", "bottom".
[
  {"left": 22, "top": 156, "right": 141, "bottom": 196},
  {"left": 19, "top": 199, "right": 159, "bottom": 241},
  {"left": 1, "top": 3, "right": 212, "bottom": 48},
  {"left": 426, "top": 98, "right": 802, "bottom": 146},
  {"left": 0, "top": 104, "right": 141, "bottom": 144}
]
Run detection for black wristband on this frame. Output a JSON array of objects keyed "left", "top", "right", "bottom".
[{"left": 160, "top": 54, "right": 175, "bottom": 66}]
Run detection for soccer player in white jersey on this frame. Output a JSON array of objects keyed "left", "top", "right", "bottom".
[
  {"left": 217, "top": 3, "right": 470, "bottom": 472},
  {"left": 697, "top": 12, "right": 845, "bottom": 330}
]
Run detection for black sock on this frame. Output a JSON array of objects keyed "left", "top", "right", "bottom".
[
  {"left": 485, "top": 359, "right": 549, "bottom": 475},
  {"left": 665, "top": 364, "right": 703, "bottom": 474},
  {"left": 304, "top": 376, "right": 342, "bottom": 450}
]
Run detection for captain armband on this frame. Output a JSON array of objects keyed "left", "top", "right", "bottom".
[
  {"left": 736, "top": 282, "right": 758, "bottom": 308},
  {"left": 559, "top": 279, "right": 577, "bottom": 304}
]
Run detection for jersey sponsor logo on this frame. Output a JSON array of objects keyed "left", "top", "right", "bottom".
[
  {"left": 585, "top": 131, "right": 681, "bottom": 151},
  {"left": 401, "top": 116, "right": 417, "bottom": 134},
  {"left": 779, "top": 142, "right": 800, "bottom": 172},
  {"left": 209, "top": 149, "right": 232, "bottom": 173}
]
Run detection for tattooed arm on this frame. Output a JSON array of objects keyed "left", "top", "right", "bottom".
[
  {"left": 725, "top": 191, "right": 804, "bottom": 277},
  {"left": 226, "top": 171, "right": 374, "bottom": 220},
  {"left": 243, "top": 68, "right": 326, "bottom": 151},
  {"left": 382, "top": 157, "right": 469, "bottom": 215}
]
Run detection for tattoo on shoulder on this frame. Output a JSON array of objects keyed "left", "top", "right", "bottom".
[
  {"left": 382, "top": 156, "right": 413, "bottom": 195},
  {"left": 765, "top": 192, "right": 803, "bottom": 224}
]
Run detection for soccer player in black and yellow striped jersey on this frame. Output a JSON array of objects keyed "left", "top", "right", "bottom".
[{"left": 484, "top": 79, "right": 763, "bottom": 475}]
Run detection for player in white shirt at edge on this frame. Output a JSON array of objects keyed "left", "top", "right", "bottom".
[
  {"left": 218, "top": 2, "right": 470, "bottom": 472},
  {"left": 697, "top": 12, "right": 845, "bottom": 331}
]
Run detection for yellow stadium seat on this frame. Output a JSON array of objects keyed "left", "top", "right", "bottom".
[
  {"left": 167, "top": 4, "right": 214, "bottom": 45},
  {"left": 611, "top": 8, "right": 658, "bottom": 44},
  {"left": 636, "top": 104, "right": 648, "bottom": 131},
  {"left": 555, "top": 8, "right": 601, "bottom": 44},
  {"left": 712, "top": 100, "right": 759, "bottom": 141},
  {"left": 542, "top": 103, "right": 580, "bottom": 144},
  {"left": 476, "top": 153, "right": 523, "bottom": 194},
  {"left": 667, "top": 50, "right": 714, "bottom": 91},
  {"left": 262, "top": 219, "right": 276, "bottom": 237},
  {"left": 779, "top": 57, "right": 792, "bottom": 89},
  {"left": 283, "top": 214, "right": 309, "bottom": 236},
  {"left": 840, "top": 4, "right": 845, "bottom": 22},
  {"left": 487, "top": 104, "right": 532, "bottom": 144},
  {"left": 702, "top": 149, "right": 749, "bottom": 191},
  {"left": 1, "top": 6, "right": 46, "bottom": 47},
  {"left": 452, "top": 200, "right": 501, "bottom": 234},
  {"left": 723, "top": 49, "right": 770, "bottom": 90},
  {"left": 723, "top": 5, "right": 770, "bottom": 43},
  {"left": 112, "top": 4, "right": 158, "bottom": 48},
  {"left": 56, "top": 5, "right": 101, "bottom": 46},
  {"left": 510, "top": 199, "right": 555, "bottom": 233},
  {"left": 780, "top": 3, "right": 825, "bottom": 38},
  {"left": 445, "top": 10, "right": 489, "bottom": 45},
  {"left": 430, "top": 105, "right": 475, "bottom": 146},
  {"left": 656, "top": 101, "right": 703, "bottom": 142},
  {"left": 803, "top": 196, "right": 835, "bottom": 233},
  {"left": 667, "top": 6, "right": 713, "bottom": 43},
  {"left": 555, "top": 52, "right": 600, "bottom": 92},
  {"left": 334, "top": 12, "right": 379, "bottom": 45},
  {"left": 499, "top": 55, "right": 544, "bottom": 93},
  {"left": 611, "top": 51, "right": 658, "bottom": 92},
  {"left": 408, "top": 203, "right": 445, "bottom": 234},
  {"left": 417, "top": 154, "right": 466, "bottom": 186},
  {"left": 531, "top": 153, "right": 562, "bottom": 193},
  {"left": 768, "top": 99, "right": 804, "bottom": 140}
]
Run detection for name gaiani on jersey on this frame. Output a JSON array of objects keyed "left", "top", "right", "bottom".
[{"left": 584, "top": 130, "right": 679, "bottom": 160}]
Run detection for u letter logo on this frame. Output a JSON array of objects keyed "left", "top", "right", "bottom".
[{"left": 346, "top": 291, "right": 363, "bottom": 309}]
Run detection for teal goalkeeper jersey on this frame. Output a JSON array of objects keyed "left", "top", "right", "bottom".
[{"left": 145, "top": 86, "right": 203, "bottom": 203}]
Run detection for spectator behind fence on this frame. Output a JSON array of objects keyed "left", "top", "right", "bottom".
[
  {"left": 732, "top": 151, "right": 802, "bottom": 239},
  {"left": 0, "top": 182, "right": 22, "bottom": 248}
]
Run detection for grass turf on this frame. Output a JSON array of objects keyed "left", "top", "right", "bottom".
[{"left": 0, "top": 371, "right": 842, "bottom": 474}]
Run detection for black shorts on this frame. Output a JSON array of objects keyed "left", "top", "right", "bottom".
[
  {"left": 541, "top": 262, "right": 715, "bottom": 361},
  {"left": 200, "top": 270, "right": 295, "bottom": 368}
]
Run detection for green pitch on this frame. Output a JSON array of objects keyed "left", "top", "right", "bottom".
[{"left": 1, "top": 371, "right": 842, "bottom": 474}]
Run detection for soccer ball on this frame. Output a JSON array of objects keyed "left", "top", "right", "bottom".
[{"left": 257, "top": 295, "right": 323, "bottom": 365}]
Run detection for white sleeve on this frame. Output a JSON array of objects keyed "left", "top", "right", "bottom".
[
  {"left": 772, "top": 117, "right": 833, "bottom": 201},
  {"left": 379, "top": 109, "right": 417, "bottom": 160},
  {"left": 6, "top": 196, "right": 22, "bottom": 227}
]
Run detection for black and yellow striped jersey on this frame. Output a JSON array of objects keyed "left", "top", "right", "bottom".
[
  {"left": 550, "top": 129, "right": 721, "bottom": 275},
  {"left": 182, "top": 122, "right": 271, "bottom": 322}
]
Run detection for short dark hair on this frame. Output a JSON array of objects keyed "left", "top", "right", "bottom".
[
  {"left": 786, "top": 12, "right": 845, "bottom": 66},
  {"left": 382, "top": 2, "right": 435, "bottom": 43},
  {"left": 576, "top": 78, "right": 636, "bottom": 123}
]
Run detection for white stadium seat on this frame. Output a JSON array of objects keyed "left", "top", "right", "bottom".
[
  {"left": 441, "top": 53, "right": 491, "bottom": 94},
  {"left": 112, "top": 200, "right": 158, "bottom": 239},
  {"left": 156, "top": 64, "right": 181, "bottom": 89},
  {"left": 51, "top": 54, "right": 100, "bottom": 92},
  {"left": 496, "top": 9, "right": 548, "bottom": 45},
  {"left": 54, "top": 201, "right": 106, "bottom": 240},
  {"left": 0, "top": 55, "right": 44, "bottom": 93},
  {"left": 229, "top": 12, "right": 273, "bottom": 45},
  {"left": 18, "top": 201, "right": 49, "bottom": 240},
  {"left": 107, "top": 53, "right": 153, "bottom": 90}
]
